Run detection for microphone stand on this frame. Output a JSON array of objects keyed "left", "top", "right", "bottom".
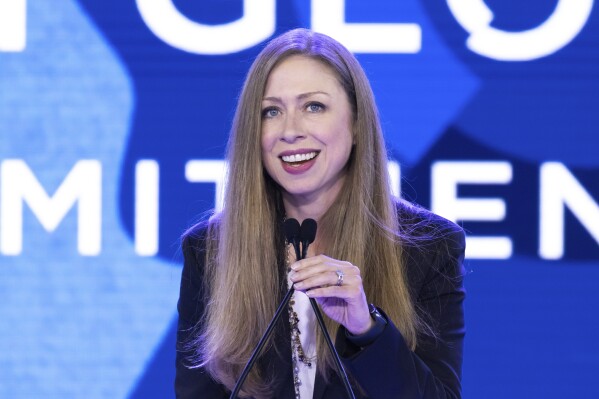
[
  {"left": 230, "top": 219, "right": 356, "bottom": 399},
  {"left": 307, "top": 297, "right": 356, "bottom": 398}
]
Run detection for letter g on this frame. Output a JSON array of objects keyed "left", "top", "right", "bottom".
[{"left": 136, "top": 0, "right": 275, "bottom": 55}]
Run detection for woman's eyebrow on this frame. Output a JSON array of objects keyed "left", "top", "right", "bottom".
[
  {"left": 262, "top": 91, "right": 331, "bottom": 103},
  {"left": 297, "top": 91, "right": 330, "bottom": 100}
]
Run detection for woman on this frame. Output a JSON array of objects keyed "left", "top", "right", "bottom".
[{"left": 176, "top": 29, "right": 465, "bottom": 399}]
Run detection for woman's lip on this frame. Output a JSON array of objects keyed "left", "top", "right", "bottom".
[{"left": 280, "top": 154, "right": 318, "bottom": 174}]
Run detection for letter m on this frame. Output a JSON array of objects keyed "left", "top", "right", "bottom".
[{"left": 1, "top": 160, "right": 101, "bottom": 255}]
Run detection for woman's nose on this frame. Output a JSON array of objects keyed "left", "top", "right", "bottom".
[{"left": 280, "top": 112, "right": 305, "bottom": 143}]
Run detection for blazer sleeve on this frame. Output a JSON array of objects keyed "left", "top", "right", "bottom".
[
  {"left": 175, "top": 224, "right": 229, "bottom": 399},
  {"left": 335, "top": 215, "right": 466, "bottom": 399}
]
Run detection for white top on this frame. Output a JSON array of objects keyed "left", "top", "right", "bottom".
[{"left": 288, "top": 276, "right": 317, "bottom": 398}]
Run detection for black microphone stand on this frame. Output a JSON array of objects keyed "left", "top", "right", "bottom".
[{"left": 230, "top": 219, "right": 356, "bottom": 399}]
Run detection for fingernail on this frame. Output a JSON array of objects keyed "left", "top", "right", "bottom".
[{"left": 294, "top": 282, "right": 304, "bottom": 289}]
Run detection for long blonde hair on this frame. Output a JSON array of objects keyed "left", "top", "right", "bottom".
[{"left": 192, "top": 28, "right": 421, "bottom": 398}]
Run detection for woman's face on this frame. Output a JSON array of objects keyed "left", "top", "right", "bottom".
[{"left": 261, "top": 55, "right": 354, "bottom": 206}]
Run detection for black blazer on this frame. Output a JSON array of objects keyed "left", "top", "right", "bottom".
[{"left": 175, "top": 202, "right": 466, "bottom": 398}]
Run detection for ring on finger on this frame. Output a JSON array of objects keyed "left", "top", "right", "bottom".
[{"left": 335, "top": 270, "right": 344, "bottom": 286}]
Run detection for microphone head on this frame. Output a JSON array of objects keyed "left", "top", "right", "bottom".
[
  {"left": 283, "top": 218, "right": 301, "bottom": 243},
  {"left": 300, "top": 219, "right": 317, "bottom": 244}
]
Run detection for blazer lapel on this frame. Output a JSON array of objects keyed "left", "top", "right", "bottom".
[{"left": 312, "top": 372, "right": 327, "bottom": 399}]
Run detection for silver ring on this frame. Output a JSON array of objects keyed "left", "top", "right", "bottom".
[{"left": 335, "top": 270, "right": 344, "bottom": 286}]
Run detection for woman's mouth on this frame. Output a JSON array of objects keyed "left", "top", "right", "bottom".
[
  {"left": 279, "top": 151, "right": 320, "bottom": 174},
  {"left": 281, "top": 151, "right": 318, "bottom": 164}
]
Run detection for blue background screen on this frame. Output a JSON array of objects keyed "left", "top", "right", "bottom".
[{"left": 1, "top": 1, "right": 598, "bottom": 397}]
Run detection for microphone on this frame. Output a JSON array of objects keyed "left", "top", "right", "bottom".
[
  {"left": 283, "top": 218, "right": 301, "bottom": 261},
  {"left": 299, "top": 218, "right": 317, "bottom": 259}
]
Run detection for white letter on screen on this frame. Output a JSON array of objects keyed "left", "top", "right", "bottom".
[
  {"left": 388, "top": 161, "right": 401, "bottom": 198},
  {"left": 311, "top": 0, "right": 421, "bottom": 53},
  {"left": 447, "top": 0, "right": 593, "bottom": 61},
  {"left": 136, "top": 0, "right": 275, "bottom": 54},
  {"left": 539, "top": 162, "right": 599, "bottom": 260},
  {"left": 431, "top": 161, "right": 512, "bottom": 259},
  {"left": 1, "top": 160, "right": 102, "bottom": 256},
  {"left": 0, "top": 0, "right": 26, "bottom": 52},
  {"left": 185, "top": 160, "right": 228, "bottom": 213},
  {"left": 135, "top": 160, "right": 159, "bottom": 256}
]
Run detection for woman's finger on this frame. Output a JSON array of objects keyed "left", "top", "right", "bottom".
[
  {"left": 289, "top": 256, "right": 357, "bottom": 282},
  {"left": 304, "top": 279, "right": 363, "bottom": 299},
  {"left": 293, "top": 270, "right": 360, "bottom": 291}
]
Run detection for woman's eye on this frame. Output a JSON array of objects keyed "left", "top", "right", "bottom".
[
  {"left": 306, "top": 102, "right": 324, "bottom": 113},
  {"left": 262, "top": 107, "right": 279, "bottom": 118}
]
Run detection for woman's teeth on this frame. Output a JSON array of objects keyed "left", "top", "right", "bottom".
[{"left": 281, "top": 152, "right": 318, "bottom": 163}]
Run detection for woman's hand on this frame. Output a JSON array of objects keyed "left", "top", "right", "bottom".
[{"left": 289, "top": 254, "right": 373, "bottom": 335}]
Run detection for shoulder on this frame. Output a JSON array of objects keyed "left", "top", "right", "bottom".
[
  {"left": 181, "top": 213, "right": 221, "bottom": 253},
  {"left": 396, "top": 200, "right": 464, "bottom": 244},
  {"left": 394, "top": 199, "right": 466, "bottom": 298},
  {"left": 395, "top": 198, "right": 465, "bottom": 254}
]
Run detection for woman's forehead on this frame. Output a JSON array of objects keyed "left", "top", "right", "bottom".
[{"left": 263, "top": 56, "right": 343, "bottom": 97}]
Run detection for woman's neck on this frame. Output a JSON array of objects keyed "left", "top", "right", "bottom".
[{"left": 282, "top": 193, "right": 332, "bottom": 222}]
